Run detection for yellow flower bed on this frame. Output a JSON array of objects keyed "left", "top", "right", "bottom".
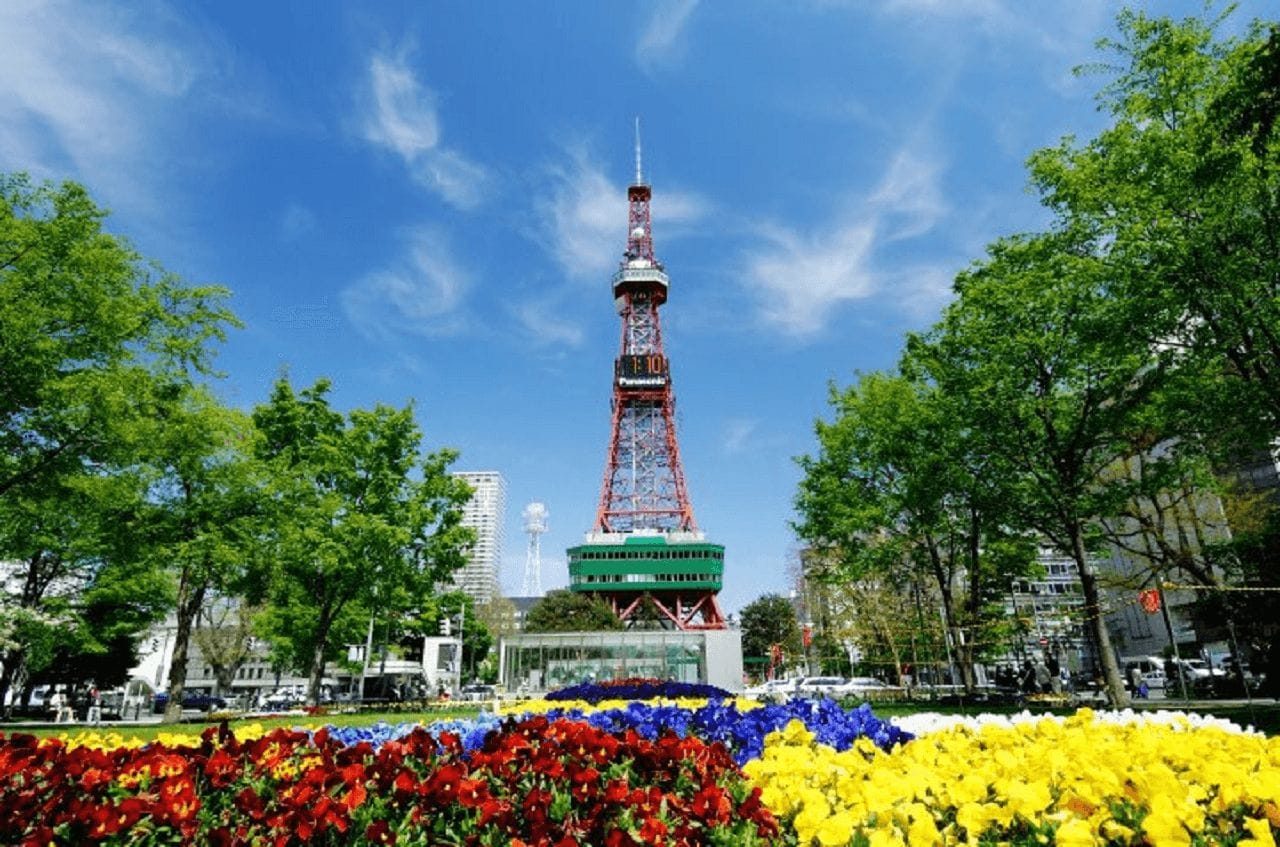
[
  {"left": 744, "top": 710, "right": 1280, "bottom": 847},
  {"left": 52, "top": 723, "right": 283, "bottom": 751},
  {"left": 496, "top": 696, "right": 763, "bottom": 715}
]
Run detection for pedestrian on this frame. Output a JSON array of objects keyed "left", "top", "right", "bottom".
[
  {"left": 48, "top": 688, "right": 64, "bottom": 723},
  {"left": 87, "top": 684, "right": 102, "bottom": 726},
  {"left": 1033, "top": 659, "right": 1052, "bottom": 694},
  {"left": 1129, "top": 665, "right": 1148, "bottom": 699}
]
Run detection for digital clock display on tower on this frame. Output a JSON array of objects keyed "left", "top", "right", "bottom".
[{"left": 616, "top": 354, "right": 668, "bottom": 388}]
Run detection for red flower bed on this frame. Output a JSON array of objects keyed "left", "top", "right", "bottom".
[{"left": 0, "top": 717, "right": 779, "bottom": 846}]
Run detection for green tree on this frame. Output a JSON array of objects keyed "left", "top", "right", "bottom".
[
  {"left": 908, "top": 227, "right": 1191, "bottom": 707},
  {"left": 129, "top": 388, "right": 265, "bottom": 722},
  {"left": 0, "top": 174, "right": 235, "bottom": 709},
  {"left": 523, "top": 590, "right": 623, "bottom": 633},
  {"left": 739, "top": 593, "right": 801, "bottom": 678},
  {"left": 0, "top": 174, "right": 235, "bottom": 502},
  {"left": 192, "top": 598, "right": 261, "bottom": 699},
  {"left": 251, "top": 378, "right": 474, "bottom": 705},
  {"left": 1029, "top": 11, "right": 1280, "bottom": 448},
  {"left": 795, "top": 372, "right": 1034, "bottom": 692},
  {"left": 1027, "top": 8, "right": 1280, "bottom": 685}
]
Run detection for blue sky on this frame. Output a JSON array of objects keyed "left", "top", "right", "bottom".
[{"left": 3, "top": 0, "right": 1270, "bottom": 615}]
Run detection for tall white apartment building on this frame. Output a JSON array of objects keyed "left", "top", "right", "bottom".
[{"left": 449, "top": 471, "right": 506, "bottom": 604}]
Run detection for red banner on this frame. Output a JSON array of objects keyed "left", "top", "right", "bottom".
[{"left": 1138, "top": 588, "right": 1161, "bottom": 614}]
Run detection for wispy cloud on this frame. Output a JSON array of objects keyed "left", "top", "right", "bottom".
[
  {"left": 746, "top": 220, "right": 879, "bottom": 337},
  {"left": 513, "top": 301, "right": 586, "bottom": 348},
  {"left": 340, "top": 228, "right": 470, "bottom": 340},
  {"left": 635, "top": 0, "right": 699, "bottom": 72},
  {"left": 0, "top": 0, "right": 206, "bottom": 213},
  {"left": 743, "top": 147, "right": 950, "bottom": 338},
  {"left": 362, "top": 49, "right": 490, "bottom": 209},
  {"left": 722, "top": 418, "right": 759, "bottom": 455},
  {"left": 538, "top": 146, "right": 708, "bottom": 280},
  {"left": 874, "top": 0, "right": 1112, "bottom": 60},
  {"left": 869, "top": 149, "right": 947, "bottom": 242}
]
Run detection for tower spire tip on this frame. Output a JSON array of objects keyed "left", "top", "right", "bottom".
[{"left": 634, "top": 116, "right": 643, "bottom": 185}]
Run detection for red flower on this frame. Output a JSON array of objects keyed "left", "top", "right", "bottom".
[
  {"left": 424, "top": 763, "right": 465, "bottom": 803},
  {"left": 691, "top": 784, "right": 731, "bottom": 824},
  {"left": 365, "top": 819, "right": 397, "bottom": 844},
  {"left": 204, "top": 747, "right": 242, "bottom": 788}
]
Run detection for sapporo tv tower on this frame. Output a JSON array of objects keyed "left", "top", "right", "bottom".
[{"left": 567, "top": 124, "right": 727, "bottom": 631}]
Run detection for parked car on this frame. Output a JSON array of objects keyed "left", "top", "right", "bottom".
[
  {"left": 458, "top": 683, "right": 497, "bottom": 702},
  {"left": 742, "top": 678, "right": 799, "bottom": 700},
  {"left": 796, "top": 676, "right": 848, "bottom": 698},
  {"left": 834, "top": 675, "right": 906, "bottom": 701}
]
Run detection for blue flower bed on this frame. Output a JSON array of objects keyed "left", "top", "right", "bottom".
[
  {"left": 534, "top": 699, "right": 912, "bottom": 765},
  {"left": 319, "top": 713, "right": 503, "bottom": 752},
  {"left": 543, "top": 678, "right": 733, "bottom": 703},
  {"left": 315, "top": 696, "right": 912, "bottom": 767}
]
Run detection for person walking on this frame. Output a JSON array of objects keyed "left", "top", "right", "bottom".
[
  {"left": 87, "top": 684, "right": 102, "bottom": 726},
  {"left": 48, "top": 688, "right": 64, "bottom": 723}
]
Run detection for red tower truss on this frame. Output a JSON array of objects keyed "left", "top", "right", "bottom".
[
  {"left": 567, "top": 130, "right": 726, "bottom": 631},
  {"left": 593, "top": 177, "right": 695, "bottom": 534}
]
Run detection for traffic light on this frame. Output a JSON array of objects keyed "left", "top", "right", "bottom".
[{"left": 439, "top": 618, "right": 451, "bottom": 636}]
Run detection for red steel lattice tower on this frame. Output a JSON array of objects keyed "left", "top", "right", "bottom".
[
  {"left": 567, "top": 126, "right": 726, "bottom": 631},
  {"left": 594, "top": 131, "right": 694, "bottom": 535}
]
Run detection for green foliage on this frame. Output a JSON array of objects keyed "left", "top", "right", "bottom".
[
  {"left": 739, "top": 593, "right": 801, "bottom": 666},
  {"left": 522, "top": 590, "right": 623, "bottom": 633},
  {"left": 0, "top": 174, "right": 238, "bottom": 708},
  {"left": 794, "top": 370, "right": 1037, "bottom": 689},
  {"left": 251, "top": 377, "right": 475, "bottom": 704}
]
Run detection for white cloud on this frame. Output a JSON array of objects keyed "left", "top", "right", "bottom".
[
  {"left": 869, "top": 149, "right": 947, "bottom": 241},
  {"left": 0, "top": 0, "right": 204, "bottom": 211},
  {"left": 747, "top": 221, "right": 879, "bottom": 337},
  {"left": 722, "top": 419, "right": 759, "bottom": 455},
  {"left": 362, "top": 50, "right": 489, "bottom": 209},
  {"left": 636, "top": 0, "right": 699, "bottom": 72},
  {"left": 340, "top": 228, "right": 470, "bottom": 340},
  {"left": 743, "top": 147, "right": 949, "bottom": 338},
  {"left": 539, "top": 146, "right": 708, "bottom": 280},
  {"left": 513, "top": 302, "right": 586, "bottom": 348}
]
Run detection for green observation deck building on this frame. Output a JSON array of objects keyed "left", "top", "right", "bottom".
[{"left": 568, "top": 534, "right": 726, "bottom": 630}]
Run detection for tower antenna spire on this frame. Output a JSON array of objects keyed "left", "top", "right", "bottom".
[{"left": 634, "top": 116, "right": 643, "bottom": 185}]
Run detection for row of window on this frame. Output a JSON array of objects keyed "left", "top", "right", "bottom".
[
  {"left": 1014, "top": 581, "right": 1082, "bottom": 595},
  {"left": 572, "top": 549, "right": 723, "bottom": 561},
  {"left": 201, "top": 666, "right": 268, "bottom": 679},
  {"left": 573, "top": 572, "right": 719, "bottom": 584}
]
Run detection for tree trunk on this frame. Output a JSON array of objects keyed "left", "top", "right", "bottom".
[
  {"left": 308, "top": 638, "right": 328, "bottom": 707},
  {"left": 307, "top": 607, "right": 336, "bottom": 706},
  {"left": 926, "top": 535, "right": 965, "bottom": 689},
  {"left": 1070, "top": 522, "right": 1128, "bottom": 707},
  {"left": 162, "top": 569, "right": 207, "bottom": 724}
]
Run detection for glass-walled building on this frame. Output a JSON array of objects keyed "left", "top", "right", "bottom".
[{"left": 498, "top": 630, "right": 743, "bottom": 694}]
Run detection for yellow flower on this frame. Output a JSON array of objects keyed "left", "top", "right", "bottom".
[
  {"left": 815, "top": 810, "right": 855, "bottom": 846},
  {"left": 1054, "top": 816, "right": 1098, "bottom": 847},
  {"left": 1240, "top": 817, "right": 1277, "bottom": 847}
]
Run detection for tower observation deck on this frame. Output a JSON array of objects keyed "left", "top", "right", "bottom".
[{"left": 568, "top": 127, "right": 727, "bottom": 631}]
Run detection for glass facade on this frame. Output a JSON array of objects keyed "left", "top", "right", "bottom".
[{"left": 498, "top": 630, "right": 742, "bottom": 694}]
